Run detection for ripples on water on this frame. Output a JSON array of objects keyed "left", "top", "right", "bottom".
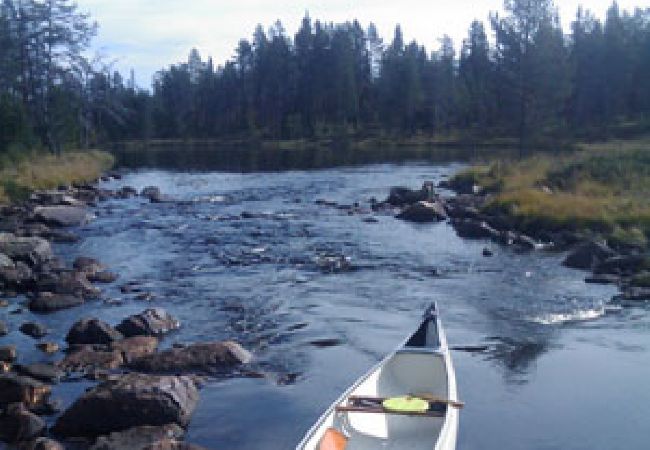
[{"left": 2, "top": 148, "right": 650, "bottom": 450}]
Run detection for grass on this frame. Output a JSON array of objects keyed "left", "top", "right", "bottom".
[
  {"left": 0, "top": 150, "right": 114, "bottom": 203},
  {"left": 453, "top": 137, "right": 650, "bottom": 240}
]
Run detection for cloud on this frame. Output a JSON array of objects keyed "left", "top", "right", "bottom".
[{"left": 76, "top": 0, "right": 645, "bottom": 87}]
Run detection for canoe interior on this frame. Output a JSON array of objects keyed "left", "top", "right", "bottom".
[{"left": 298, "top": 307, "right": 458, "bottom": 450}]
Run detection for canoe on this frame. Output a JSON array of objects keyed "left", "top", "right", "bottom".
[{"left": 296, "top": 304, "right": 459, "bottom": 450}]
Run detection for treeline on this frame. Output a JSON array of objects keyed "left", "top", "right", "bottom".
[{"left": 2, "top": 0, "right": 650, "bottom": 155}]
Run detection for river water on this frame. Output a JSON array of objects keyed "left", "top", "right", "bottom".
[{"left": 2, "top": 147, "right": 650, "bottom": 449}]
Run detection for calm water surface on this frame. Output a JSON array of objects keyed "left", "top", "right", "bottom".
[{"left": 2, "top": 148, "right": 649, "bottom": 450}]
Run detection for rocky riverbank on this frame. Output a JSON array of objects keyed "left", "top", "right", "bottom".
[
  {"left": 380, "top": 179, "right": 650, "bottom": 306},
  {"left": 0, "top": 179, "right": 253, "bottom": 449}
]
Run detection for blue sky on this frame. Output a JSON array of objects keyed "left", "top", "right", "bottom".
[{"left": 77, "top": 0, "right": 644, "bottom": 88}]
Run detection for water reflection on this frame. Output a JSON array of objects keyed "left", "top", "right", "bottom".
[{"left": 110, "top": 142, "right": 506, "bottom": 172}]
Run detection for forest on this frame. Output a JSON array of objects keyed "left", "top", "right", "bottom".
[{"left": 1, "top": 0, "right": 650, "bottom": 155}]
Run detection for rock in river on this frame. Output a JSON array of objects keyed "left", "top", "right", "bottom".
[
  {"left": 66, "top": 318, "right": 123, "bottom": 345},
  {"left": 562, "top": 241, "right": 617, "bottom": 270},
  {"left": 33, "top": 206, "right": 92, "bottom": 227},
  {"left": 0, "top": 320, "right": 7, "bottom": 336},
  {"left": 116, "top": 309, "right": 180, "bottom": 337},
  {"left": 58, "top": 346, "right": 124, "bottom": 372},
  {"left": 0, "top": 374, "right": 51, "bottom": 408},
  {"left": 396, "top": 201, "right": 447, "bottom": 223},
  {"left": 0, "top": 402, "right": 46, "bottom": 443},
  {"left": 452, "top": 219, "right": 500, "bottom": 240},
  {"left": 128, "top": 341, "right": 252, "bottom": 374},
  {"left": 28, "top": 292, "right": 84, "bottom": 313},
  {"left": 111, "top": 336, "right": 159, "bottom": 363},
  {"left": 0, "top": 345, "right": 17, "bottom": 362},
  {"left": 385, "top": 183, "right": 434, "bottom": 206},
  {"left": 15, "top": 363, "right": 62, "bottom": 383},
  {"left": 52, "top": 374, "right": 199, "bottom": 437},
  {"left": 0, "top": 233, "right": 52, "bottom": 267},
  {"left": 19, "top": 322, "right": 48, "bottom": 339},
  {"left": 21, "top": 437, "right": 65, "bottom": 450},
  {"left": 90, "top": 424, "right": 185, "bottom": 450}
]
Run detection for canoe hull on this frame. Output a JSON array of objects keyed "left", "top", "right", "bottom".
[{"left": 297, "top": 305, "right": 458, "bottom": 450}]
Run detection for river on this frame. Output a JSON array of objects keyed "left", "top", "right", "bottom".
[{"left": 2, "top": 146, "right": 649, "bottom": 449}]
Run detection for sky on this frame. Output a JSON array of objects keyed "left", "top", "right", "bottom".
[{"left": 76, "top": 0, "right": 645, "bottom": 88}]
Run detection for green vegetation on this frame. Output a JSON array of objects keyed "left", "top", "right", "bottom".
[
  {"left": 3, "top": 1, "right": 650, "bottom": 154},
  {"left": 454, "top": 138, "right": 650, "bottom": 239},
  {"left": 0, "top": 150, "right": 114, "bottom": 203}
]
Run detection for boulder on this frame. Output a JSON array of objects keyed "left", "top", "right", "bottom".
[
  {"left": 0, "top": 253, "right": 13, "bottom": 268},
  {"left": 33, "top": 206, "right": 92, "bottom": 227},
  {"left": 19, "top": 322, "right": 48, "bottom": 339},
  {"left": 513, "top": 234, "right": 538, "bottom": 250},
  {"left": 28, "top": 292, "right": 84, "bottom": 313},
  {"left": 0, "top": 374, "right": 51, "bottom": 408},
  {"left": 452, "top": 219, "right": 500, "bottom": 240},
  {"left": 0, "top": 234, "right": 52, "bottom": 267},
  {"left": 396, "top": 201, "right": 447, "bottom": 223},
  {"left": 0, "top": 403, "right": 45, "bottom": 443},
  {"left": 385, "top": 183, "right": 434, "bottom": 206},
  {"left": 111, "top": 337, "right": 159, "bottom": 363},
  {"left": 90, "top": 424, "right": 184, "bottom": 450},
  {"left": 20, "top": 437, "right": 65, "bottom": 450},
  {"left": 35, "top": 342, "right": 59, "bottom": 354},
  {"left": 57, "top": 346, "right": 124, "bottom": 372},
  {"left": 35, "top": 270, "right": 101, "bottom": 300},
  {"left": 116, "top": 309, "right": 180, "bottom": 338},
  {"left": 52, "top": 374, "right": 199, "bottom": 437},
  {"left": 562, "top": 241, "right": 617, "bottom": 270},
  {"left": 15, "top": 363, "right": 62, "bottom": 383},
  {"left": 73, "top": 257, "right": 106, "bottom": 275},
  {"left": 594, "top": 254, "right": 650, "bottom": 276},
  {"left": 128, "top": 341, "right": 252, "bottom": 374},
  {"left": 0, "top": 263, "right": 34, "bottom": 291},
  {"left": 616, "top": 287, "right": 650, "bottom": 302},
  {"left": 0, "top": 345, "right": 17, "bottom": 362},
  {"left": 89, "top": 271, "right": 119, "bottom": 284},
  {"left": 66, "top": 318, "right": 123, "bottom": 345},
  {"left": 141, "top": 187, "right": 174, "bottom": 204},
  {"left": 116, "top": 186, "right": 138, "bottom": 199}
]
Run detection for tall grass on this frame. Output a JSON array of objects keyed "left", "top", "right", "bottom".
[
  {"left": 0, "top": 150, "right": 114, "bottom": 203},
  {"left": 454, "top": 137, "right": 650, "bottom": 239}
]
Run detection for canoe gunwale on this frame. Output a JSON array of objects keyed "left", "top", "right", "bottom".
[{"left": 296, "top": 304, "right": 458, "bottom": 450}]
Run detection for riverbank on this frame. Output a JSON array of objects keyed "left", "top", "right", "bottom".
[
  {"left": 440, "top": 136, "right": 650, "bottom": 302},
  {"left": 0, "top": 150, "right": 114, "bottom": 204}
]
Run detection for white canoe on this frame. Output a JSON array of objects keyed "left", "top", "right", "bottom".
[{"left": 296, "top": 304, "right": 459, "bottom": 450}]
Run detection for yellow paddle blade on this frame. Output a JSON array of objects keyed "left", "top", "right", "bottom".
[{"left": 382, "top": 396, "right": 429, "bottom": 413}]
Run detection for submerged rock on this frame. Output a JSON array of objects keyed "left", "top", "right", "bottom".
[
  {"left": 116, "top": 309, "right": 180, "bottom": 337},
  {"left": 52, "top": 374, "right": 199, "bottom": 437},
  {"left": 73, "top": 257, "right": 106, "bottom": 275},
  {"left": 0, "top": 320, "right": 7, "bottom": 336},
  {"left": 66, "top": 318, "right": 123, "bottom": 345},
  {"left": 128, "top": 341, "right": 252, "bottom": 374},
  {"left": 21, "top": 437, "right": 65, "bottom": 450}
]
